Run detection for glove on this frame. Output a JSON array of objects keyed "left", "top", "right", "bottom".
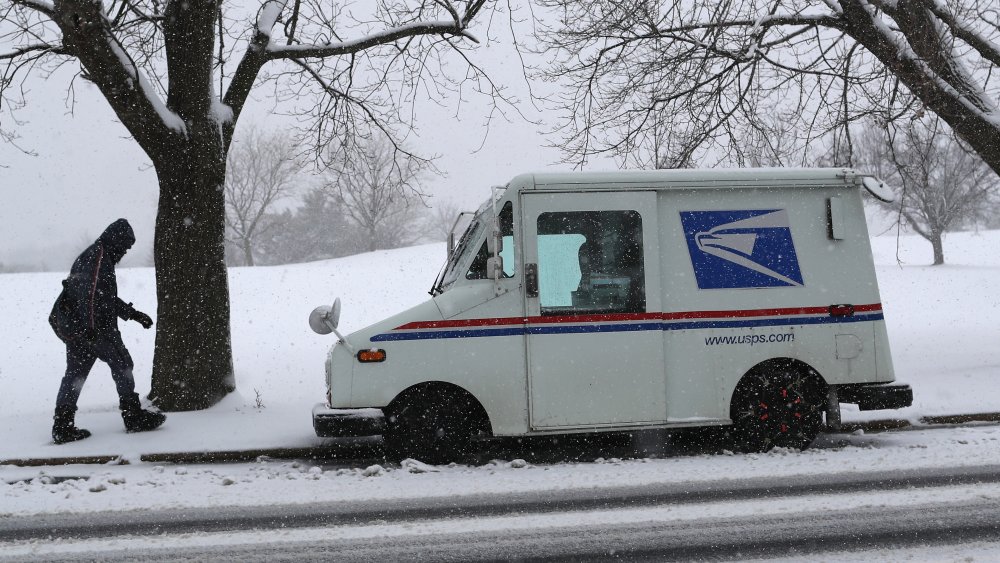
[{"left": 131, "top": 309, "right": 154, "bottom": 329}]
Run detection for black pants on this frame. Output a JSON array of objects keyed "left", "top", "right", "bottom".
[{"left": 56, "top": 333, "right": 137, "bottom": 410}]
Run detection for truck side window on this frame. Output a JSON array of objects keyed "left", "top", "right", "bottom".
[
  {"left": 536, "top": 210, "right": 645, "bottom": 315},
  {"left": 466, "top": 201, "right": 516, "bottom": 279}
]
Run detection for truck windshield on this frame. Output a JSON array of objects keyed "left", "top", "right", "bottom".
[{"left": 430, "top": 197, "right": 491, "bottom": 295}]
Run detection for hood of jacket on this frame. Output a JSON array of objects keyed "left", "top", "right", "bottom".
[{"left": 98, "top": 219, "right": 135, "bottom": 262}]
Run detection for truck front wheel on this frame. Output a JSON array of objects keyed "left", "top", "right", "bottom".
[
  {"left": 383, "top": 395, "right": 476, "bottom": 464},
  {"left": 730, "top": 364, "right": 824, "bottom": 453}
]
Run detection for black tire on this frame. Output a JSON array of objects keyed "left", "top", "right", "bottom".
[
  {"left": 383, "top": 394, "right": 479, "bottom": 464},
  {"left": 729, "top": 365, "right": 824, "bottom": 453}
]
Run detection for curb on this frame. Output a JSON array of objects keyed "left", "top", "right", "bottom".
[
  {"left": 834, "top": 412, "right": 1000, "bottom": 434},
  {"left": 1, "top": 442, "right": 382, "bottom": 468},
  {"left": 4, "top": 413, "right": 1000, "bottom": 468}
]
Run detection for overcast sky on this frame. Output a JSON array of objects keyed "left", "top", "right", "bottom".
[{"left": 0, "top": 9, "right": 597, "bottom": 272}]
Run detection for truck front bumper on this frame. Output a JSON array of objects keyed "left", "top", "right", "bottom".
[
  {"left": 312, "top": 403, "right": 386, "bottom": 438},
  {"left": 838, "top": 383, "right": 913, "bottom": 411}
]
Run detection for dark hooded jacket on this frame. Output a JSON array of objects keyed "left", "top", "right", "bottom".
[{"left": 50, "top": 219, "right": 137, "bottom": 342}]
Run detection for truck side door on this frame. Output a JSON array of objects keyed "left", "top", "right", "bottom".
[{"left": 521, "top": 191, "right": 666, "bottom": 430}]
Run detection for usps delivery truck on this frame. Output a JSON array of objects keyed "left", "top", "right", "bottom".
[{"left": 310, "top": 168, "right": 912, "bottom": 462}]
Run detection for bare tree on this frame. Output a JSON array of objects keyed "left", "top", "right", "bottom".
[
  {"left": 741, "top": 114, "right": 806, "bottom": 168},
  {"left": 532, "top": 0, "right": 1000, "bottom": 178},
  {"left": 856, "top": 117, "right": 998, "bottom": 265},
  {"left": 424, "top": 199, "right": 465, "bottom": 242},
  {"left": 650, "top": 111, "right": 802, "bottom": 169},
  {"left": 224, "top": 126, "right": 298, "bottom": 267},
  {"left": 1, "top": 0, "right": 502, "bottom": 410},
  {"left": 322, "top": 137, "right": 429, "bottom": 252}
]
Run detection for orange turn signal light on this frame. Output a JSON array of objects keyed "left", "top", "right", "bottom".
[{"left": 357, "top": 348, "right": 387, "bottom": 363}]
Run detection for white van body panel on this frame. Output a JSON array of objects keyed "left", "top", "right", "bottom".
[{"left": 319, "top": 168, "right": 901, "bottom": 439}]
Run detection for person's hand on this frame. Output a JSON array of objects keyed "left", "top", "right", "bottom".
[{"left": 131, "top": 310, "right": 154, "bottom": 329}]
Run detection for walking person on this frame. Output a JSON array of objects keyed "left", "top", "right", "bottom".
[{"left": 48, "top": 218, "right": 166, "bottom": 444}]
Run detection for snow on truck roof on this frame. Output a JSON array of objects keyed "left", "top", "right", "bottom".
[{"left": 511, "top": 167, "right": 865, "bottom": 190}]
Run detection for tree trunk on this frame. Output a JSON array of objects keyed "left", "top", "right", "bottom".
[
  {"left": 930, "top": 231, "right": 945, "bottom": 266},
  {"left": 242, "top": 239, "right": 254, "bottom": 267},
  {"left": 149, "top": 138, "right": 235, "bottom": 411}
]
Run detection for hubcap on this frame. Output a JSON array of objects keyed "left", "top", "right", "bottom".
[{"left": 757, "top": 385, "right": 807, "bottom": 434}]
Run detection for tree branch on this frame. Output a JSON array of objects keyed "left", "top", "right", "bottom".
[
  {"left": 49, "top": 0, "right": 178, "bottom": 152},
  {"left": 918, "top": 0, "right": 1000, "bottom": 68},
  {"left": 266, "top": 20, "right": 476, "bottom": 60},
  {"left": 0, "top": 43, "right": 63, "bottom": 60},
  {"left": 10, "top": 0, "right": 54, "bottom": 18},
  {"left": 840, "top": 0, "right": 1000, "bottom": 174}
]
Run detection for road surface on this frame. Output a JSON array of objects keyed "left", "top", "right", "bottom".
[{"left": 4, "top": 463, "right": 1000, "bottom": 561}]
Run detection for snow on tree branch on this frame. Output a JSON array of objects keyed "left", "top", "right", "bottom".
[
  {"left": 105, "top": 32, "right": 186, "bottom": 134},
  {"left": 850, "top": 0, "right": 998, "bottom": 120},
  {"left": 821, "top": 0, "right": 845, "bottom": 15},
  {"left": 10, "top": 0, "right": 53, "bottom": 17},
  {"left": 255, "top": 0, "right": 288, "bottom": 39},
  {"left": 919, "top": 0, "right": 1000, "bottom": 68}
]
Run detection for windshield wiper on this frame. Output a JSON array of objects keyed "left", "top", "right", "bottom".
[{"left": 429, "top": 262, "right": 447, "bottom": 296}]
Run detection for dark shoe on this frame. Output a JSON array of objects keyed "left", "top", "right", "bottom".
[
  {"left": 119, "top": 393, "right": 166, "bottom": 433},
  {"left": 52, "top": 406, "right": 91, "bottom": 444},
  {"left": 54, "top": 426, "right": 91, "bottom": 444},
  {"left": 122, "top": 408, "right": 166, "bottom": 433}
]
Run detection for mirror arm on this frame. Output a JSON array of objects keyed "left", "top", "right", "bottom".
[{"left": 324, "top": 312, "right": 355, "bottom": 354}]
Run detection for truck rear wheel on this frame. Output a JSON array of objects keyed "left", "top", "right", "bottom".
[
  {"left": 383, "top": 395, "right": 477, "bottom": 464},
  {"left": 730, "top": 364, "right": 824, "bottom": 453}
]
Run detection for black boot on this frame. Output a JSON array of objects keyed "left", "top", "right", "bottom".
[
  {"left": 120, "top": 395, "right": 166, "bottom": 433},
  {"left": 52, "top": 406, "right": 91, "bottom": 444}
]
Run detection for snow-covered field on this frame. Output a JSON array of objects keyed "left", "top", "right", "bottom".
[
  {"left": 1, "top": 229, "right": 1000, "bottom": 519},
  {"left": 0, "top": 244, "right": 445, "bottom": 460}
]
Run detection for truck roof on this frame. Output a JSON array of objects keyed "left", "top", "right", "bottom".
[{"left": 512, "top": 167, "right": 863, "bottom": 191}]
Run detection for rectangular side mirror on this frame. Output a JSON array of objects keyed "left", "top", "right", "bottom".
[
  {"left": 487, "top": 230, "right": 503, "bottom": 255},
  {"left": 487, "top": 256, "right": 504, "bottom": 280}
]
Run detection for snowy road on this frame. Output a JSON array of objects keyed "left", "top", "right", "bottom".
[{"left": 5, "top": 462, "right": 1000, "bottom": 561}]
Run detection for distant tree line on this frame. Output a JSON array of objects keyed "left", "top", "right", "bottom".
[
  {"left": 222, "top": 128, "right": 459, "bottom": 268},
  {"left": 0, "top": 126, "right": 463, "bottom": 274}
]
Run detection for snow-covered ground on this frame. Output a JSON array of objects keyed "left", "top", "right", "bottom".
[
  {"left": 1, "top": 229, "right": 999, "bottom": 519},
  {"left": 1, "top": 423, "right": 1000, "bottom": 516},
  {"left": 0, "top": 244, "right": 444, "bottom": 460}
]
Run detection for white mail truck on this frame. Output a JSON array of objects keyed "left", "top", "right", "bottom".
[{"left": 310, "top": 168, "right": 911, "bottom": 462}]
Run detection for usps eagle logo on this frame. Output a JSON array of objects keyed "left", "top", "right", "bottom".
[{"left": 680, "top": 209, "right": 804, "bottom": 289}]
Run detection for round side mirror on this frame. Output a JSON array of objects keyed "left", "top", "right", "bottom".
[
  {"left": 308, "top": 297, "right": 343, "bottom": 335},
  {"left": 309, "top": 306, "right": 333, "bottom": 335}
]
